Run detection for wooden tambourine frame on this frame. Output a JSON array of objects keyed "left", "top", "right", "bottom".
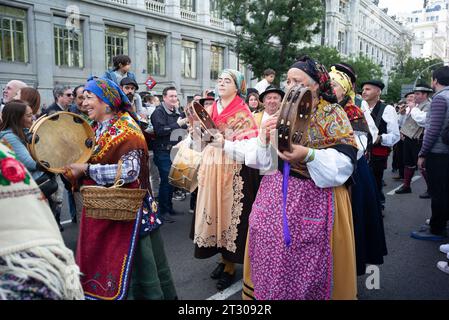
[
  {"left": 186, "top": 101, "right": 217, "bottom": 142},
  {"left": 27, "top": 111, "right": 95, "bottom": 173},
  {"left": 276, "top": 85, "right": 313, "bottom": 153}
]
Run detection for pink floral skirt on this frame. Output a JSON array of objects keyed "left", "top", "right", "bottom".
[{"left": 249, "top": 172, "right": 334, "bottom": 300}]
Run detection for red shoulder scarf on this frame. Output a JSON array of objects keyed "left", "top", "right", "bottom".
[{"left": 210, "top": 95, "right": 258, "bottom": 141}]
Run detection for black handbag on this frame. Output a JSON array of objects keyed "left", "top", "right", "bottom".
[{"left": 35, "top": 172, "right": 58, "bottom": 199}]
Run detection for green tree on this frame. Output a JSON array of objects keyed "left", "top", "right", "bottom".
[
  {"left": 386, "top": 57, "right": 443, "bottom": 102},
  {"left": 343, "top": 54, "right": 383, "bottom": 93},
  {"left": 221, "top": 0, "right": 324, "bottom": 84}
]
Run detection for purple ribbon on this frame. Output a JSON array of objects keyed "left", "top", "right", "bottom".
[{"left": 282, "top": 161, "right": 292, "bottom": 247}]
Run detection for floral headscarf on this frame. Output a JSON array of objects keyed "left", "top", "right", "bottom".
[
  {"left": 290, "top": 56, "right": 337, "bottom": 103},
  {"left": 218, "top": 69, "right": 247, "bottom": 99},
  {"left": 329, "top": 66, "right": 356, "bottom": 102},
  {"left": 84, "top": 77, "right": 132, "bottom": 113}
]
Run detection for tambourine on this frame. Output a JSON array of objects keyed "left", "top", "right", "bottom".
[
  {"left": 186, "top": 101, "right": 217, "bottom": 142},
  {"left": 276, "top": 85, "right": 313, "bottom": 152},
  {"left": 27, "top": 112, "right": 95, "bottom": 173}
]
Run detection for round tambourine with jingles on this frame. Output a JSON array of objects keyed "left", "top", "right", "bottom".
[
  {"left": 276, "top": 85, "right": 313, "bottom": 176},
  {"left": 186, "top": 101, "right": 217, "bottom": 143},
  {"left": 27, "top": 112, "right": 95, "bottom": 173}
]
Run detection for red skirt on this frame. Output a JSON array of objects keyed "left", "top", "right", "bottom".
[{"left": 76, "top": 180, "right": 141, "bottom": 300}]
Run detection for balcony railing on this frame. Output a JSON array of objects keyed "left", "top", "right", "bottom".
[
  {"left": 210, "top": 17, "right": 224, "bottom": 28},
  {"left": 145, "top": 0, "right": 166, "bottom": 14},
  {"left": 180, "top": 9, "right": 197, "bottom": 22},
  {"left": 106, "top": 0, "right": 128, "bottom": 5}
]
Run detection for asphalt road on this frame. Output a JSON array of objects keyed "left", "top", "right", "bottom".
[{"left": 60, "top": 162, "right": 449, "bottom": 300}]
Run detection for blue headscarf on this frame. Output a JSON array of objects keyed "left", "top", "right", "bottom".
[{"left": 84, "top": 77, "right": 132, "bottom": 113}]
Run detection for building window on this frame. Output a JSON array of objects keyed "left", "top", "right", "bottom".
[
  {"left": 0, "top": 5, "right": 28, "bottom": 63},
  {"left": 210, "top": 0, "right": 223, "bottom": 19},
  {"left": 210, "top": 45, "right": 223, "bottom": 80},
  {"left": 105, "top": 26, "right": 128, "bottom": 70},
  {"left": 147, "top": 33, "right": 166, "bottom": 76},
  {"left": 337, "top": 31, "right": 345, "bottom": 54},
  {"left": 339, "top": 0, "right": 348, "bottom": 15},
  {"left": 180, "top": 0, "right": 196, "bottom": 12},
  {"left": 181, "top": 40, "right": 197, "bottom": 79},
  {"left": 415, "top": 17, "right": 418, "bottom": 22},
  {"left": 54, "top": 17, "right": 83, "bottom": 68}
]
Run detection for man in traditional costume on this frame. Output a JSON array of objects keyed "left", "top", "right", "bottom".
[
  {"left": 395, "top": 84, "right": 432, "bottom": 197},
  {"left": 362, "top": 80, "right": 400, "bottom": 210},
  {"left": 253, "top": 85, "right": 285, "bottom": 127}
]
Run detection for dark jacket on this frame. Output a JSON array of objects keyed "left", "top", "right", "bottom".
[
  {"left": 43, "top": 102, "right": 65, "bottom": 115},
  {"left": 150, "top": 104, "right": 187, "bottom": 151}
]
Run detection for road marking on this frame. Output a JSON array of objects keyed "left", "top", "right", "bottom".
[
  {"left": 387, "top": 175, "right": 421, "bottom": 195},
  {"left": 61, "top": 219, "right": 73, "bottom": 225},
  {"left": 206, "top": 279, "right": 242, "bottom": 300}
]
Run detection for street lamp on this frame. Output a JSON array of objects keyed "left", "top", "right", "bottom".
[
  {"left": 413, "top": 61, "right": 444, "bottom": 88},
  {"left": 234, "top": 16, "right": 243, "bottom": 71}
]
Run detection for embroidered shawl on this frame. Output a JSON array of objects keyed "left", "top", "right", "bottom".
[
  {"left": 290, "top": 99, "right": 358, "bottom": 178},
  {"left": 194, "top": 95, "right": 257, "bottom": 253}
]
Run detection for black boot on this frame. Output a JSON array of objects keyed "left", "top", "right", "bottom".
[{"left": 395, "top": 185, "right": 411, "bottom": 194}]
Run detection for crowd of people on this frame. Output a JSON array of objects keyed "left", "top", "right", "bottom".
[{"left": 1, "top": 52, "right": 449, "bottom": 300}]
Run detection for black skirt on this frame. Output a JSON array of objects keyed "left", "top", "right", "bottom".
[{"left": 351, "top": 156, "right": 388, "bottom": 276}]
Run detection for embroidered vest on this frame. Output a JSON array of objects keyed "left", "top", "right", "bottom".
[
  {"left": 371, "top": 101, "right": 391, "bottom": 157},
  {"left": 400, "top": 100, "right": 430, "bottom": 140}
]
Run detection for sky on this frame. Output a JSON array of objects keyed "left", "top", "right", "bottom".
[{"left": 378, "top": 0, "right": 425, "bottom": 15}]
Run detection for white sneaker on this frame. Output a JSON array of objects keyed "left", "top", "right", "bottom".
[
  {"left": 440, "top": 243, "right": 449, "bottom": 254},
  {"left": 437, "top": 261, "right": 449, "bottom": 274}
]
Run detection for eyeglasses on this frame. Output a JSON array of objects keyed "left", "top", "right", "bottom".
[{"left": 64, "top": 93, "right": 73, "bottom": 97}]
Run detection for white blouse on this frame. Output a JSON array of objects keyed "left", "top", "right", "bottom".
[{"left": 223, "top": 137, "right": 354, "bottom": 189}]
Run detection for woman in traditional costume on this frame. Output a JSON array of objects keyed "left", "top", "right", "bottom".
[
  {"left": 212, "top": 57, "right": 359, "bottom": 299},
  {"left": 329, "top": 66, "right": 387, "bottom": 276},
  {"left": 0, "top": 141, "right": 83, "bottom": 300},
  {"left": 189, "top": 69, "right": 261, "bottom": 291},
  {"left": 66, "top": 77, "right": 177, "bottom": 300}
]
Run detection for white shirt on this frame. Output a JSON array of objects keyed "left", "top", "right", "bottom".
[
  {"left": 360, "top": 100, "right": 379, "bottom": 143},
  {"left": 223, "top": 137, "right": 354, "bottom": 188},
  {"left": 261, "top": 111, "right": 271, "bottom": 125},
  {"left": 410, "top": 107, "right": 427, "bottom": 127},
  {"left": 255, "top": 79, "right": 270, "bottom": 94},
  {"left": 365, "top": 101, "right": 400, "bottom": 147}
]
